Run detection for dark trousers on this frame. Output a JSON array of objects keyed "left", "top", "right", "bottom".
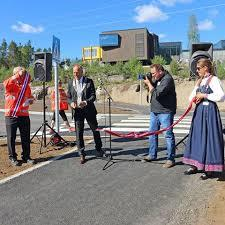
[
  {"left": 5, "top": 116, "right": 31, "bottom": 160},
  {"left": 52, "top": 110, "right": 68, "bottom": 121},
  {"left": 75, "top": 110, "right": 102, "bottom": 156}
]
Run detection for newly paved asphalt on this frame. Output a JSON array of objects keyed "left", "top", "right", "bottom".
[
  {"left": 0, "top": 103, "right": 224, "bottom": 225},
  {"left": 0, "top": 138, "right": 196, "bottom": 225}
]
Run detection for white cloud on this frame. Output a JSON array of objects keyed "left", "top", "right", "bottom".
[
  {"left": 134, "top": 4, "right": 168, "bottom": 23},
  {"left": 11, "top": 21, "right": 44, "bottom": 33},
  {"left": 158, "top": 33, "right": 167, "bottom": 39},
  {"left": 198, "top": 19, "right": 214, "bottom": 31},
  {"left": 159, "top": 0, "right": 192, "bottom": 6}
]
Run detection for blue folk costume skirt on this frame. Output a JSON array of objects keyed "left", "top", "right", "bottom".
[{"left": 183, "top": 85, "right": 224, "bottom": 172}]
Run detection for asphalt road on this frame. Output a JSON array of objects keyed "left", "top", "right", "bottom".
[
  {"left": 0, "top": 104, "right": 224, "bottom": 225},
  {"left": 0, "top": 136, "right": 217, "bottom": 225}
]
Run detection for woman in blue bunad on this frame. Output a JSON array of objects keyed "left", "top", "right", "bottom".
[{"left": 183, "top": 58, "right": 225, "bottom": 180}]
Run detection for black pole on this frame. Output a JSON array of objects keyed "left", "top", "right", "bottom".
[
  {"left": 99, "top": 82, "right": 113, "bottom": 159},
  {"left": 43, "top": 82, "right": 47, "bottom": 147},
  {"left": 175, "top": 134, "right": 188, "bottom": 149},
  {"left": 108, "top": 96, "right": 112, "bottom": 159}
]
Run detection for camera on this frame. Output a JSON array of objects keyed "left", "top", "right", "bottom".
[
  {"left": 140, "top": 72, "right": 152, "bottom": 80},
  {"left": 135, "top": 73, "right": 153, "bottom": 92}
]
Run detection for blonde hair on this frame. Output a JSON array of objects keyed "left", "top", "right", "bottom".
[
  {"left": 197, "top": 58, "right": 215, "bottom": 75},
  {"left": 13, "top": 66, "right": 25, "bottom": 75}
]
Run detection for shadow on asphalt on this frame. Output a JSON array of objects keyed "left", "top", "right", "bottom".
[
  {"left": 215, "top": 171, "right": 225, "bottom": 181},
  {"left": 53, "top": 147, "right": 184, "bottom": 161}
]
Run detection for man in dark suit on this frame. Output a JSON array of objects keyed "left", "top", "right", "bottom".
[{"left": 67, "top": 64, "right": 104, "bottom": 164}]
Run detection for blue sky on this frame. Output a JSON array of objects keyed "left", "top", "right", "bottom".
[{"left": 1, "top": 0, "right": 225, "bottom": 60}]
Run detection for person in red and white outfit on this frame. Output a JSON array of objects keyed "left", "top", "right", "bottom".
[
  {"left": 4, "top": 66, "right": 35, "bottom": 166},
  {"left": 49, "top": 80, "right": 75, "bottom": 133}
]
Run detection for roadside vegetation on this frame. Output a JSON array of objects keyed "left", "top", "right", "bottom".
[{"left": 1, "top": 39, "right": 225, "bottom": 85}]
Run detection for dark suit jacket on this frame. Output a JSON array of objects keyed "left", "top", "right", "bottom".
[{"left": 67, "top": 76, "right": 97, "bottom": 119}]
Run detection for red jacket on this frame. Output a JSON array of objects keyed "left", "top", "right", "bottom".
[
  {"left": 4, "top": 73, "right": 33, "bottom": 117},
  {"left": 50, "top": 88, "right": 68, "bottom": 111}
]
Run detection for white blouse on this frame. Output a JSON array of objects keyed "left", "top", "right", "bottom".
[{"left": 189, "top": 76, "right": 225, "bottom": 102}]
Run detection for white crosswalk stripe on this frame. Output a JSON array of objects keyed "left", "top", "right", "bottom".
[
  {"left": 30, "top": 123, "right": 76, "bottom": 136},
  {"left": 31, "top": 114, "right": 225, "bottom": 137},
  {"left": 30, "top": 115, "right": 105, "bottom": 136},
  {"left": 104, "top": 115, "right": 225, "bottom": 138}
]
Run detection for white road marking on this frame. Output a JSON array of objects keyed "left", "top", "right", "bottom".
[
  {"left": 102, "top": 127, "right": 189, "bottom": 134},
  {"left": 112, "top": 123, "right": 190, "bottom": 128},
  {"left": 101, "top": 114, "right": 193, "bottom": 135}
]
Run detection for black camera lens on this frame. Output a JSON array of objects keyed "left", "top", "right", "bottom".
[{"left": 141, "top": 75, "right": 146, "bottom": 80}]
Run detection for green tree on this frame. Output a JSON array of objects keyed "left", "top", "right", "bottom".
[
  {"left": 216, "top": 61, "right": 225, "bottom": 80},
  {"left": 178, "top": 64, "right": 190, "bottom": 78},
  {"left": 123, "top": 58, "right": 144, "bottom": 80},
  {"left": 16, "top": 44, "right": 23, "bottom": 66},
  {"left": 36, "top": 48, "right": 42, "bottom": 52},
  {"left": 114, "top": 61, "right": 124, "bottom": 75},
  {"left": 0, "top": 67, "right": 12, "bottom": 82},
  {"left": 188, "top": 14, "right": 200, "bottom": 50},
  {"left": 0, "top": 39, "right": 8, "bottom": 68},
  {"left": 151, "top": 55, "right": 166, "bottom": 65},
  {"left": 8, "top": 41, "right": 18, "bottom": 67},
  {"left": 170, "top": 60, "right": 180, "bottom": 76},
  {"left": 101, "top": 63, "right": 113, "bottom": 76},
  {"left": 84, "top": 61, "right": 100, "bottom": 77},
  {"left": 21, "top": 40, "right": 33, "bottom": 67}
]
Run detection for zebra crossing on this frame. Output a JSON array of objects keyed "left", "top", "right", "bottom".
[
  {"left": 30, "top": 122, "right": 76, "bottom": 137},
  {"left": 30, "top": 114, "right": 105, "bottom": 136},
  {"left": 105, "top": 115, "right": 192, "bottom": 137},
  {"left": 30, "top": 113, "right": 225, "bottom": 139},
  {"left": 104, "top": 114, "right": 225, "bottom": 139}
]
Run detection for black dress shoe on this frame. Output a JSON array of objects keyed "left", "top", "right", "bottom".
[
  {"left": 184, "top": 167, "right": 197, "bottom": 175},
  {"left": 10, "top": 158, "right": 20, "bottom": 166},
  {"left": 96, "top": 149, "right": 105, "bottom": 157}
]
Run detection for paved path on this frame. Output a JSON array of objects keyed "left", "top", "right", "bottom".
[
  {"left": 0, "top": 136, "right": 213, "bottom": 225},
  {"left": 0, "top": 103, "right": 224, "bottom": 225}
]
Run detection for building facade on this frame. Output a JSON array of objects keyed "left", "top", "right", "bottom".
[
  {"left": 100, "top": 28, "right": 158, "bottom": 64},
  {"left": 81, "top": 29, "right": 225, "bottom": 64},
  {"left": 214, "top": 40, "right": 225, "bottom": 50},
  {"left": 159, "top": 42, "right": 182, "bottom": 61},
  {"left": 181, "top": 49, "right": 225, "bottom": 63},
  {"left": 82, "top": 46, "right": 102, "bottom": 62}
]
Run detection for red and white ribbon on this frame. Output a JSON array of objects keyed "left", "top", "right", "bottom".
[
  {"left": 12, "top": 73, "right": 30, "bottom": 117},
  {"left": 97, "top": 98, "right": 196, "bottom": 139}
]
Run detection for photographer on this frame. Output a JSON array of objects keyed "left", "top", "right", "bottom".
[
  {"left": 49, "top": 80, "right": 74, "bottom": 133},
  {"left": 142, "top": 64, "right": 177, "bottom": 168}
]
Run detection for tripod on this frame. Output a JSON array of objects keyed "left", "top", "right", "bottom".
[
  {"left": 175, "top": 134, "right": 189, "bottom": 149},
  {"left": 30, "top": 82, "right": 67, "bottom": 154}
]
